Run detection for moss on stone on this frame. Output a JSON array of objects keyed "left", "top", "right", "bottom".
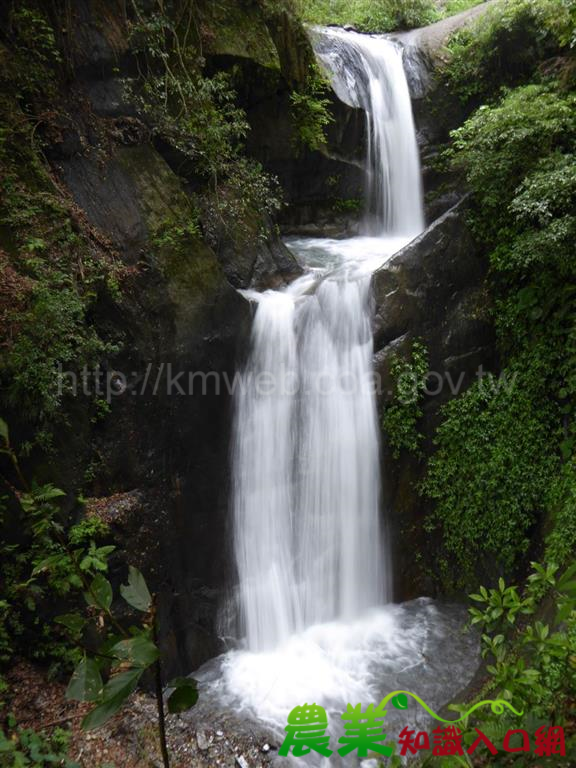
[
  {"left": 115, "top": 145, "right": 224, "bottom": 312},
  {"left": 198, "top": 0, "right": 280, "bottom": 69}
]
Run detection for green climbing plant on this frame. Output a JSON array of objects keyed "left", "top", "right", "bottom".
[{"left": 382, "top": 340, "right": 428, "bottom": 459}]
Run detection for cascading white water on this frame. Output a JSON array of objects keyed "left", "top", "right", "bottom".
[
  {"left": 232, "top": 29, "right": 423, "bottom": 654},
  {"left": 194, "top": 30, "right": 479, "bottom": 752},
  {"left": 312, "top": 28, "right": 424, "bottom": 235},
  {"left": 234, "top": 274, "right": 388, "bottom": 651},
  {"left": 233, "top": 292, "right": 299, "bottom": 650},
  {"left": 220, "top": 27, "right": 437, "bottom": 738}
]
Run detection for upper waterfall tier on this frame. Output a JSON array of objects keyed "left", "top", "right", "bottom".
[{"left": 311, "top": 27, "right": 424, "bottom": 237}]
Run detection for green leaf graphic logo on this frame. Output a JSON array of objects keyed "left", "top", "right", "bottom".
[{"left": 392, "top": 693, "right": 409, "bottom": 710}]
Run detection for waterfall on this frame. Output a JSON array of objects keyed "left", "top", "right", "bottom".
[
  {"left": 198, "top": 29, "right": 479, "bottom": 745},
  {"left": 231, "top": 29, "right": 424, "bottom": 655},
  {"left": 233, "top": 276, "right": 387, "bottom": 651},
  {"left": 312, "top": 28, "right": 424, "bottom": 235}
]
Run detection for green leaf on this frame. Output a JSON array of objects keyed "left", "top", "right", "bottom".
[
  {"left": 120, "top": 566, "right": 152, "bottom": 612},
  {"left": 34, "top": 485, "right": 66, "bottom": 501},
  {"left": 167, "top": 677, "right": 199, "bottom": 713},
  {"left": 32, "top": 553, "right": 67, "bottom": 575},
  {"left": 82, "top": 669, "right": 142, "bottom": 731},
  {"left": 102, "top": 668, "right": 143, "bottom": 701},
  {"left": 55, "top": 613, "right": 86, "bottom": 635},
  {"left": 391, "top": 693, "right": 408, "bottom": 710},
  {"left": 66, "top": 657, "right": 103, "bottom": 702},
  {"left": 85, "top": 574, "right": 113, "bottom": 611},
  {"left": 0, "top": 418, "right": 8, "bottom": 444},
  {"left": 110, "top": 634, "right": 159, "bottom": 668},
  {"left": 558, "top": 561, "right": 576, "bottom": 589}
]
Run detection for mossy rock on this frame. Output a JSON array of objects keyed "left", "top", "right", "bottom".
[
  {"left": 115, "top": 144, "right": 226, "bottom": 338},
  {"left": 115, "top": 145, "right": 193, "bottom": 235},
  {"left": 197, "top": 0, "right": 280, "bottom": 69}
]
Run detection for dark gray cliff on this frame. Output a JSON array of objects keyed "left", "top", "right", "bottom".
[
  {"left": 0, "top": 0, "right": 325, "bottom": 679},
  {"left": 373, "top": 201, "right": 496, "bottom": 598}
]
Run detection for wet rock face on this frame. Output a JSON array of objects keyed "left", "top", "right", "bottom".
[
  {"left": 373, "top": 201, "right": 497, "bottom": 598},
  {"left": 244, "top": 79, "right": 367, "bottom": 236},
  {"left": 56, "top": 134, "right": 252, "bottom": 676},
  {"left": 35, "top": 0, "right": 308, "bottom": 677}
]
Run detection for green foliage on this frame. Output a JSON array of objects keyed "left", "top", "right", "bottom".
[
  {"left": 382, "top": 340, "right": 428, "bottom": 459},
  {"left": 425, "top": 66, "right": 576, "bottom": 589},
  {"left": 422, "top": 352, "right": 560, "bottom": 587},
  {"left": 441, "top": 0, "right": 564, "bottom": 104},
  {"left": 200, "top": 157, "right": 283, "bottom": 248},
  {"left": 539, "top": 0, "right": 576, "bottom": 52},
  {"left": 133, "top": 67, "right": 249, "bottom": 178},
  {"left": 166, "top": 677, "right": 199, "bottom": 714},
  {"left": 0, "top": 420, "right": 112, "bottom": 672},
  {"left": 461, "top": 562, "right": 576, "bottom": 729},
  {"left": 544, "top": 462, "right": 576, "bottom": 566},
  {"left": 0, "top": 718, "right": 78, "bottom": 768},
  {"left": 120, "top": 565, "right": 153, "bottom": 612},
  {"left": 60, "top": 565, "right": 197, "bottom": 734},
  {"left": 296, "top": 0, "right": 439, "bottom": 32},
  {"left": 290, "top": 69, "right": 333, "bottom": 152},
  {"left": 151, "top": 218, "right": 201, "bottom": 252},
  {"left": 331, "top": 198, "right": 362, "bottom": 214},
  {"left": 442, "top": 0, "right": 484, "bottom": 15},
  {"left": 5, "top": 286, "right": 113, "bottom": 421},
  {"left": 0, "top": 424, "right": 197, "bottom": 765},
  {"left": 127, "top": 2, "right": 248, "bottom": 177},
  {"left": 451, "top": 86, "right": 576, "bottom": 243},
  {"left": 0, "top": 32, "right": 123, "bottom": 425},
  {"left": 128, "top": 1, "right": 284, "bottom": 254},
  {"left": 1, "top": 4, "right": 62, "bottom": 101},
  {"left": 468, "top": 577, "right": 534, "bottom": 635}
]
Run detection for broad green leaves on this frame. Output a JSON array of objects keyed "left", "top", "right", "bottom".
[
  {"left": 167, "top": 677, "right": 199, "bottom": 714},
  {"left": 55, "top": 613, "right": 86, "bottom": 636},
  {"left": 66, "top": 657, "right": 103, "bottom": 702},
  {"left": 82, "top": 669, "right": 143, "bottom": 731},
  {"left": 110, "top": 635, "right": 159, "bottom": 668},
  {"left": 85, "top": 574, "right": 113, "bottom": 611},
  {"left": 65, "top": 565, "right": 198, "bottom": 735},
  {"left": 120, "top": 566, "right": 152, "bottom": 612}
]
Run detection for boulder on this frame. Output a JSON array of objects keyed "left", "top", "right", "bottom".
[{"left": 373, "top": 199, "right": 497, "bottom": 597}]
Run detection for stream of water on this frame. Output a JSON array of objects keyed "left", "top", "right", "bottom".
[{"left": 199, "top": 28, "right": 479, "bottom": 765}]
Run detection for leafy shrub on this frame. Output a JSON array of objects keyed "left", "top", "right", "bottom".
[
  {"left": 200, "top": 158, "right": 283, "bottom": 248},
  {"left": 442, "top": 0, "right": 564, "bottom": 104},
  {"left": 297, "top": 0, "right": 439, "bottom": 32},
  {"left": 290, "top": 70, "right": 333, "bottom": 152},
  {"left": 128, "top": 1, "right": 285, "bottom": 256},
  {"left": 4, "top": 286, "right": 113, "bottom": 421},
  {"left": 463, "top": 562, "right": 576, "bottom": 723},
  {"left": 0, "top": 719, "right": 78, "bottom": 768},
  {"left": 0, "top": 419, "right": 114, "bottom": 674},
  {"left": 422, "top": 352, "right": 560, "bottom": 587},
  {"left": 2, "top": 5, "right": 62, "bottom": 100},
  {"left": 451, "top": 85, "right": 576, "bottom": 243},
  {"left": 544, "top": 462, "right": 576, "bottom": 567},
  {"left": 425, "top": 35, "right": 576, "bottom": 590},
  {"left": 382, "top": 340, "right": 428, "bottom": 459},
  {"left": 0, "top": 44, "right": 124, "bottom": 425}
]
